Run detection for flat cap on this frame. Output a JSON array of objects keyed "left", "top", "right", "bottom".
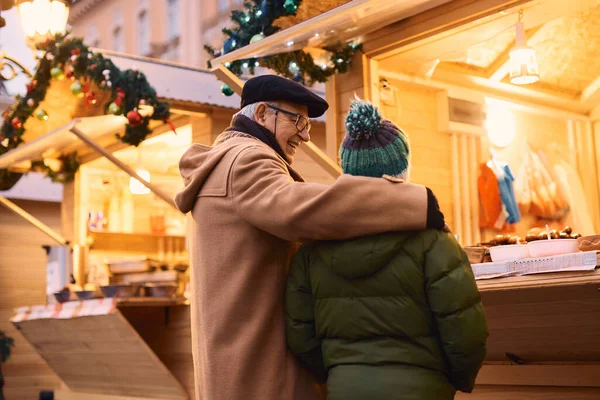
[{"left": 241, "top": 75, "right": 329, "bottom": 118}]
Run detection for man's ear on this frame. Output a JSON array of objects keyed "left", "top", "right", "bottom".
[{"left": 254, "top": 103, "right": 267, "bottom": 127}]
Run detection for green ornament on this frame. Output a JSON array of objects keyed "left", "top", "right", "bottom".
[
  {"left": 221, "top": 84, "right": 234, "bottom": 97},
  {"left": 283, "top": 0, "right": 298, "bottom": 13},
  {"left": 50, "top": 67, "right": 64, "bottom": 80},
  {"left": 35, "top": 109, "right": 48, "bottom": 121},
  {"left": 250, "top": 33, "right": 265, "bottom": 44},
  {"left": 108, "top": 102, "right": 122, "bottom": 115},
  {"left": 71, "top": 81, "right": 83, "bottom": 97}
]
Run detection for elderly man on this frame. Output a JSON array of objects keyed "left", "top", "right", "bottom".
[{"left": 175, "top": 75, "right": 446, "bottom": 400}]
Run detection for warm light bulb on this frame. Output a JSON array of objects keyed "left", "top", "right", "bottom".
[
  {"left": 17, "top": 0, "right": 70, "bottom": 45},
  {"left": 509, "top": 20, "right": 539, "bottom": 85},
  {"left": 485, "top": 100, "right": 516, "bottom": 148},
  {"left": 509, "top": 46, "right": 539, "bottom": 84},
  {"left": 129, "top": 169, "right": 151, "bottom": 195},
  {"left": 49, "top": 1, "right": 69, "bottom": 35}
]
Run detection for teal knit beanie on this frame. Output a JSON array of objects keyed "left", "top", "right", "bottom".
[{"left": 340, "top": 99, "right": 410, "bottom": 178}]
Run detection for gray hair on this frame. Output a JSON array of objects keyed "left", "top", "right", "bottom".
[
  {"left": 395, "top": 170, "right": 409, "bottom": 181},
  {"left": 235, "top": 101, "right": 279, "bottom": 121},
  {"left": 394, "top": 165, "right": 411, "bottom": 181}
]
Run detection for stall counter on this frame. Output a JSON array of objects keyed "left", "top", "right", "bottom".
[{"left": 12, "top": 265, "right": 600, "bottom": 399}]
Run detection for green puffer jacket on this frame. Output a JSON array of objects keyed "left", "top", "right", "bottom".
[{"left": 285, "top": 230, "right": 488, "bottom": 400}]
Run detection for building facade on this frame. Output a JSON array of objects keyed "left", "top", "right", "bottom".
[{"left": 69, "top": 0, "right": 245, "bottom": 68}]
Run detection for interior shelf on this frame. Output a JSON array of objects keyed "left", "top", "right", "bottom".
[{"left": 88, "top": 229, "right": 185, "bottom": 240}]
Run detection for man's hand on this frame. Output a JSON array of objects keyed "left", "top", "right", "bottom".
[{"left": 426, "top": 188, "right": 447, "bottom": 230}]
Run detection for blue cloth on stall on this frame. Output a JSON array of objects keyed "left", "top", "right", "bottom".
[{"left": 497, "top": 163, "right": 521, "bottom": 224}]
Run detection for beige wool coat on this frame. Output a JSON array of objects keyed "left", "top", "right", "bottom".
[{"left": 174, "top": 132, "right": 433, "bottom": 400}]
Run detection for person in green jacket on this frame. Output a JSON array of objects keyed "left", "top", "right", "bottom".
[{"left": 285, "top": 99, "right": 488, "bottom": 400}]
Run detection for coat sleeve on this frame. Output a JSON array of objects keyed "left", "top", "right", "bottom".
[
  {"left": 423, "top": 231, "right": 488, "bottom": 393},
  {"left": 285, "top": 244, "right": 327, "bottom": 383},
  {"left": 230, "top": 145, "right": 439, "bottom": 241}
]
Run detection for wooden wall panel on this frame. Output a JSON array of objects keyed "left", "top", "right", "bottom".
[
  {"left": 191, "top": 115, "right": 213, "bottom": 146},
  {"left": 380, "top": 79, "right": 454, "bottom": 230},
  {"left": 120, "top": 306, "right": 194, "bottom": 398},
  {"left": 336, "top": 53, "right": 366, "bottom": 146},
  {"left": 0, "top": 200, "right": 63, "bottom": 398},
  {"left": 481, "top": 283, "right": 600, "bottom": 363},
  {"left": 456, "top": 386, "right": 600, "bottom": 400}
]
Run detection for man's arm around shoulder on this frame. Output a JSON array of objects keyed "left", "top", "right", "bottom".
[{"left": 230, "top": 146, "right": 446, "bottom": 241}]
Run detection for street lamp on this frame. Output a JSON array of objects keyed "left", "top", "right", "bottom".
[{"left": 15, "top": 0, "right": 72, "bottom": 47}]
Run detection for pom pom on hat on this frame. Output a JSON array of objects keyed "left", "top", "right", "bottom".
[{"left": 345, "top": 98, "right": 382, "bottom": 140}]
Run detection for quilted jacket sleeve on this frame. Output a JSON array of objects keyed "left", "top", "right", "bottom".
[
  {"left": 285, "top": 244, "right": 327, "bottom": 383},
  {"left": 424, "top": 231, "right": 488, "bottom": 393}
]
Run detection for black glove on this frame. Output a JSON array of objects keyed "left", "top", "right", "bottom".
[{"left": 426, "top": 187, "right": 446, "bottom": 230}]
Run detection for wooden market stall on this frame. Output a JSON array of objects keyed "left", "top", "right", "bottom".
[
  {"left": 209, "top": 0, "right": 600, "bottom": 398},
  {"left": 0, "top": 47, "right": 333, "bottom": 399}
]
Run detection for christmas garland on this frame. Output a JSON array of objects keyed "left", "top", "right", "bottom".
[
  {"left": 205, "top": 0, "right": 361, "bottom": 90},
  {"left": 0, "top": 33, "right": 171, "bottom": 186}
]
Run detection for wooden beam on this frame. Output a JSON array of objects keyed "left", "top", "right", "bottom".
[
  {"left": 70, "top": 127, "right": 178, "bottom": 211},
  {"left": 432, "top": 68, "right": 589, "bottom": 115},
  {"left": 0, "top": 195, "right": 68, "bottom": 246},
  {"left": 364, "top": 0, "right": 534, "bottom": 59},
  {"left": 581, "top": 75, "right": 600, "bottom": 111},
  {"left": 212, "top": 65, "right": 244, "bottom": 95},
  {"left": 487, "top": 25, "right": 544, "bottom": 81},
  {"left": 301, "top": 141, "right": 342, "bottom": 178},
  {"left": 78, "top": 115, "right": 191, "bottom": 165},
  {"left": 208, "top": 0, "right": 373, "bottom": 66},
  {"left": 436, "top": 62, "right": 579, "bottom": 100},
  {"left": 380, "top": 69, "right": 589, "bottom": 119},
  {"left": 325, "top": 75, "right": 339, "bottom": 161}
]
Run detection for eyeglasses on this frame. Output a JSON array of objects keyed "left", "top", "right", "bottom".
[{"left": 266, "top": 105, "right": 311, "bottom": 133}]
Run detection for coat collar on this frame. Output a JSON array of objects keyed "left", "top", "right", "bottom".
[{"left": 215, "top": 130, "right": 305, "bottom": 182}]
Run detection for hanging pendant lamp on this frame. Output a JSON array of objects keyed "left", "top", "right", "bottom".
[{"left": 509, "top": 9, "right": 540, "bottom": 85}]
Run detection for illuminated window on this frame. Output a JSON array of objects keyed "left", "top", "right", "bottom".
[
  {"left": 112, "top": 10, "right": 124, "bottom": 52},
  {"left": 167, "top": 0, "right": 180, "bottom": 39},
  {"left": 86, "top": 25, "right": 100, "bottom": 48},
  {"left": 138, "top": 10, "right": 150, "bottom": 55},
  {"left": 219, "top": 0, "right": 229, "bottom": 12}
]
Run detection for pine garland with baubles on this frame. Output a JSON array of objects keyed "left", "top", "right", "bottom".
[
  {"left": 205, "top": 0, "right": 361, "bottom": 93},
  {"left": 0, "top": 33, "right": 173, "bottom": 186}
]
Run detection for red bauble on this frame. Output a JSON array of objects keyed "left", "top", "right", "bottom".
[
  {"left": 85, "top": 91, "right": 97, "bottom": 105},
  {"left": 71, "top": 48, "right": 80, "bottom": 56},
  {"left": 65, "top": 69, "right": 74, "bottom": 79},
  {"left": 11, "top": 117, "right": 23, "bottom": 129},
  {"left": 26, "top": 80, "right": 37, "bottom": 94},
  {"left": 127, "top": 110, "right": 143, "bottom": 126}
]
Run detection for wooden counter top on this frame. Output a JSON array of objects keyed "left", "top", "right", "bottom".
[{"left": 116, "top": 297, "right": 189, "bottom": 308}]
